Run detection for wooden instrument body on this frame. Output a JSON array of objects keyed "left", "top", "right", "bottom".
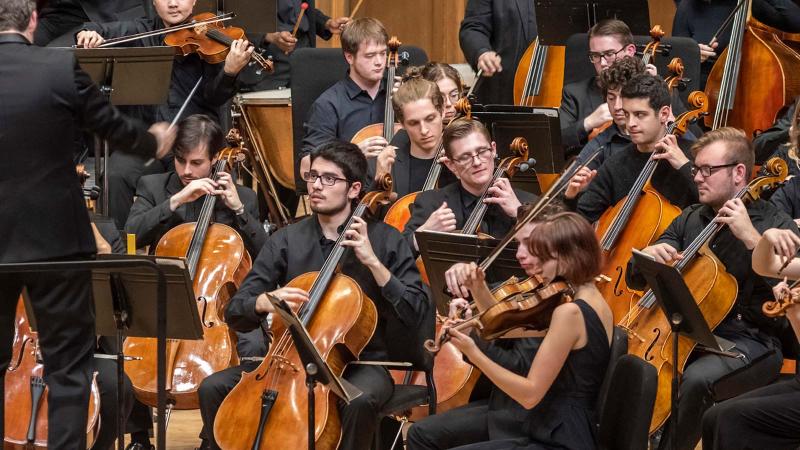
[
  {"left": 513, "top": 40, "right": 565, "bottom": 107},
  {"left": 704, "top": 19, "right": 800, "bottom": 135},
  {"left": 164, "top": 12, "right": 246, "bottom": 65},
  {"left": 4, "top": 299, "right": 101, "bottom": 449},
  {"left": 123, "top": 222, "right": 251, "bottom": 409},
  {"left": 350, "top": 123, "right": 403, "bottom": 146},
  {"left": 384, "top": 191, "right": 417, "bottom": 233},
  {"left": 624, "top": 247, "right": 737, "bottom": 433},
  {"left": 214, "top": 273, "right": 377, "bottom": 450},
  {"left": 595, "top": 185, "right": 682, "bottom": 323}
]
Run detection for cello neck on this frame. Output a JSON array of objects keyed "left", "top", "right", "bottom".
[
  {"left": 420, "top": 141, "right": 445, "bottom": 192},
  {"left": 462, "top": 165, "right": 505, "bottom": 235},
  {"left": 185, "top": 158, "right": 227, "bottom": 278},
  {"left": 383, "top": 64, "right": 397, "bottom": 142}
]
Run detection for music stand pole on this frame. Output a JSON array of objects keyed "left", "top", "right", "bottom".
[{"left": 670, "top": 312, "right": 682, "bottom": 450}]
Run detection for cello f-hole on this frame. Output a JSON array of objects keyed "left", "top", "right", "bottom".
[
  {"left": 613, "top": 266, "right": 625, "bottom": 297},
  {"left": 644, "top": 328, "right": 661, "bottom": 362}
]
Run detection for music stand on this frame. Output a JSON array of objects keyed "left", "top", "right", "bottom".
[
  {"left": 534, "top": 0, "right": 650, "bottom": 46},
  {"left": 72, "top": 47, "right": 175, "bottom": 216},
  {"left": 469, "top": 107, "right": 563, "bottom": 194},
  {"left": 631, "top": 249, "right": 737, "bottom": 450},
  {"left": 267, "top": 296, "right": 362, "bottom": 450},
  {"left": 415, "top": 230, "right": 526, "bottom": 314}
]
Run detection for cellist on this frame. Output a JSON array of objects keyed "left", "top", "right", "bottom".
[
  {"left": 75, "top": 0, "right": 255, "bottom": 228},
  {"left": 206, "top": 142, "right": 428, "bottom": 450},
  {"left": 626, "top": 128, "right": 798, "bottom": 450},
  {"left": 564, "top": 74, "right": 698, "bottom": 223},
  {"left": 408, "top": 211, "right": 613, "bottom": 449}
]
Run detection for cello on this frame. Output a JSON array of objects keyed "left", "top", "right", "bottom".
[
  {"left": 123, "top": 147, "right": 252, "bottom": 411},
  {"left": 212, "top": 178, "right": 394, "bottom": 450},
  {"left": 704, "top": 0, "right": 800, "bottom": 135},
  {"left": 350, "top": 37, "right": 404, "bottom": 145},
  {"left": 513, "top": 38, "right": 565, "bottom": 107},
  {"left": 4, "top": 297, "right": 101, "bottom": 449},
  {"left": 621, "top": 157, "right": 788, "bottom": 433},
  {"left": 594, "top": 92, "right": 709, "bottom": 323}
]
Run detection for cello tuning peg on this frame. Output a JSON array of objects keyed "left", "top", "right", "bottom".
[{"left": 518, "top": 158, "right": 537, "bottom": 172}]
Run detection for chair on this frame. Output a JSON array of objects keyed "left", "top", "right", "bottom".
[
  {"left": 289, "top": 46, "right": 428, "bottom": 191},
  {"left": 597, "top": 354, "right": 658, "bottom": 450},
  {"left": 595, "top": 326, "right": 630, "bottom": 418},
  {"left": 563, "top": 33, "right": 702, "bottom": 108}
]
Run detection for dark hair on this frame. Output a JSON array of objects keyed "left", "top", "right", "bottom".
[
  {"left": 416, "top": 62, "right": 463, "bottom": 95},
  {"left": 310, "top": 141, "right": 368, "bottom": 190},
  {"left": 527, "top": 212, "right": 602, "bottom": 285},
  {"left": 515, "top": 201, "right": 566, "bottom": 225},
  {"left": 691, "top": 127, "right": 755, "bottom": 179},
  {"left": 173, "top": 114, "right": 225, "bottom": 160},
  {"left": 442, "top": 117, "right": 491, "bottom": 158},
  {"left": 620, "top": 73, "right": 671, "bottom": 112},
  {"left": 341, "top": 17, "right": 388, "bottom": 55},
  {"left": 392, "top": 77, "right": 444, "bottom": 122},
  {"left": 0, "top": 0, "right": 35, "bottom": 31},
  {"left": 588, "top": 19, "right": 634, "bottom": 47},
  {"left": 599, "top": 57, "right": 647, "bottom": 97}
]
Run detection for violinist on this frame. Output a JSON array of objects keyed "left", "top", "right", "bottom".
[
  {"left": 299, "top": 17, "right": 391, "bottom": 177},
  {"left": 0, "top": 0, "right": 173, "bottom": 446},
  {"left": 565, "top": 73, "right": 698, "bottom": 223},
  {"left": 75, "top": 0, "right": 254, "bottom": 228},
  {"left": 368, "top": 72, "right": 455, "bottom": 198},
  {"left": 458, "top": 0, "right": 536, "bottom": 105},
  {"left": 626, "top": 128, "right": 798, "bottom": 450},
  {"left": 409, "top": 211, "right": 613, "bottom": 450},
  {"left": 210, "top": 141, "right": 428, "bottom": 450},
  {"left": 124, "top": 114, "right": 266, "bottom": 257},
  {"left": 700, "top": 227, "right": 800, "bottom": 450},
  {"left": 559, "top": 19, "right": 636, "bottom": 154},
  {"left": 402, "top": 118, "right": 536, "bottom": 254}
]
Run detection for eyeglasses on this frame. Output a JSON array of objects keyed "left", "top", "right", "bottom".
[
  {"left": 302, "top": 171, "right": 349, "bottom": 186},
  {"left": 443, "top": 90, "right": 461, "bottom": 104},
  {"left": 451, "top": 147, "right": 494, "bottom": 166},
  {"left": 690, "top": 163, "right": 739, "bottom": 178},
  {"left": 588, "top": 47, "right": 627, "bottom": 64}
]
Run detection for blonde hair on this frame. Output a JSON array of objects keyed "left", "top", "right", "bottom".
[
  {"left": 392, "top": 76, "right": 444, "bottom": 123},
  {"left": 691, "top": 127, "right": 754, "bottom": 179},
  {"left": 787, "top": 100, "right": 800, "bottom": 163}
]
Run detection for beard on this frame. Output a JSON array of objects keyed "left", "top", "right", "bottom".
[{"left": 310, "top": 195, "right": 350, "bottom": 216}]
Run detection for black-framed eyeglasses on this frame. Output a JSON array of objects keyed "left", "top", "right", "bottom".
[
  {"left": 302, "top": 171, "right": 349, "bottom": 186},
  {"left": 588, "top": 47, "right": 627, "bottom": 64},
  {"left": 452, "top": 147, "right": 494, "bottom": 166},
  {"left": 690, "top": 162, "right": 739, "bottom": 178}
]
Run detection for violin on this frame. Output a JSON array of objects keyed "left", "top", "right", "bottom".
[
  {"left": 213, "top": 177, "right": 394, "bottom": 450},
  {"left": 4, "top": 297, "right": 101, "bottom": 449},
  {"left": 621, "top": 157, "right": 788, "bottom": 434},
  {"left": 594, "top": 91, "right": 709, "bottom": 323},
  {"left": 164, "top": 12, "right": 274, "bottom": 74},
  {"left": 763, "top": 279, "right": 800, "bottom": 317},
  {"left": 123, "top": 147, "right": 252, "bottom": 410}
]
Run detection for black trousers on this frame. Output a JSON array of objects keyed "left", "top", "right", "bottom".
[
  {"left": 108, "top": 151, "right": 167, "bottom": 229},
  {"left": 92, "top": 358, "right": 135, "bottom": 450},
  {"left": 407, "top": 400, "right": 492, "bottom": 450},
  {"left": 702, "top": 376, "right": 800, "bottom": 450},
  {"left": 657, "top": 330, "right": 784, "bottom": 450},
  {"left": 0, "top": 268, "right": 95, "bottom": 450},
  {"left": 197, "top": 362, "right": 260, "bottom": 450}
]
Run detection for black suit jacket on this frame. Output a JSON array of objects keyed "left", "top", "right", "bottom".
[
  {"left": 459, "top": 0, "right": 537, "bottom": 105},
  {"left": 0, "top": 34, "right": 156, "bottom": 263},
  {"left": 124, "top": 172, "right": 266, "bottom": 258}
]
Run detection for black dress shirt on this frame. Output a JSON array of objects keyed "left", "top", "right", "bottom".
[
  {"left": 627, "top": 200, "right": 798, "bottom": 340},
  {"left": 558, "top": 77, "right": 604, "bottom": 155},
  {"left": 83, "top": 18, "right": 239, "bottom": 125},
  {"left": 577, "top": 124, "right": 699, "bottom": 172},
  {"left": 124, "top": 172, "right": 266, "bottom": 258},
  {"left": 770, "top": 176, "right": 800, "bottom": 219},
  {"left": 301, "top": 76, "right": 387, "bottom": 157},
  {"left": 225, "top": 214, "right": 429, "bottom": 361},
  {"left": 754, "top": 98, "right": 798, "bottom": 164},
  {"left": 572, "top": 139, "right": 699, "bottom": 223}
]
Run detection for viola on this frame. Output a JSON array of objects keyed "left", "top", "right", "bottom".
[
  {"left": 4, "top": 297, "right": 101, "bottom": 449},
  {"left": 621, "top": 157, "right": 788, "bottom": 434},
  {"left": 123, "top": 147, "right": 252, "bottom": 410}
]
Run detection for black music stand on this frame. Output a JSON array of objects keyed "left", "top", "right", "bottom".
[
  {"left": 72, "top": 47, "right": 174, "bottom": 216},
  {"left": 631, "top": 249, "right": 737, "bottom": 450},
  {"left": 534, "top": 0, "right": 650, "bottom": 46},
  {"left": 469, "top": 107, "right": 563, "bottom": 193},
  {"left": 267, "top": 296, "right": 362, "bottom": 450},
  {"left": 415, "top": 230, "right": 526, "bottom": 314},
  {"left": 0, "top": 256, "right": 196, "bottom": 450}
]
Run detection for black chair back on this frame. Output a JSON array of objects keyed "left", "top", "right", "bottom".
[
  {"left": 595, "top": 325, "right": 628, "bottom": 418},
  {"left": 597, "top": 354, "right": 657, "bottom": 450}
]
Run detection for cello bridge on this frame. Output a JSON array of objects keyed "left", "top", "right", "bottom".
[{"left": 272, "top": 355, "right": 300, "bottom": 373}]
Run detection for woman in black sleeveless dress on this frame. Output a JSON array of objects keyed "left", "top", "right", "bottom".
[{"left": 415, "top": 211, "right": 613, "bottom": 449}]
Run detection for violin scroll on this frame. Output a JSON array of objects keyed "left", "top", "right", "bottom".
[{"left": 762, "top": 295, "right": 798, "bottom": 317}]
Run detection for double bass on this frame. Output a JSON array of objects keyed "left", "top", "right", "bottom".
[
  {"left": 123, "top": 147, "right": 252, "bottom": 410},
  {"left": 212, "top": 179, "right": 394, "bottom": 450},
  {"left": 4, "top": 297, "right": 101, "bottom": 449},
  {"left": 594, "top": 92, "right": 709, "bottom": 323},
  {"left": 704, "top": 0, "right": 800, "bottom": 135},
  {"left": 621, "top": 157, "right": 788, "bottom": 433},
  {"left": 513, "top": 38, "right": 565, "bottom": 107}
]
